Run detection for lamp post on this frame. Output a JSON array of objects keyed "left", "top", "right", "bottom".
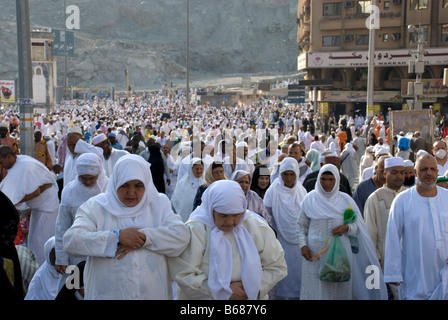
[
  {"left": 366, "top": 0, "right": 377, "bottom": 121},
  {"left": 125, "top": 69, "right": 129, "bottom": 101},
  {"left": 407, "top": 24, "right": 425, "bottom": 110},
  {"left": 16, "top": 0, "right": 34, "bottom": 156},
  {"left": 186, "top": 0, "right": 190, "bottom": 106}
]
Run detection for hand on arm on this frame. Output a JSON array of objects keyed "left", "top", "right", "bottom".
[{"left": 115, "top": 228, "right": 147, "bottom": 260}]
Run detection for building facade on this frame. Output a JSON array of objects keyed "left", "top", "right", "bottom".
[{"left": 297, "top": 0, "right": 448, "bottom": 118}]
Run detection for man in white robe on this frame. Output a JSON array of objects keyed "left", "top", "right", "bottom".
[
  {"left": 384, "top": 154, "right": 448, "bottom": 300},
  {"left": 63, "top": 127, "right": 103, "bottom": 186},
  {"left": 0, "top": 146, "right": 59, "bottom": 266},
  {"left": 364, "top": 157, "right": 406, "bottom": 299},
  {"left": 91, "top": 133, "right": 129, "bottom": 178}
]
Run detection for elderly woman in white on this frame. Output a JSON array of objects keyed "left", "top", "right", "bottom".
[
  {"left": 63, "top": 154, "right": 190, "bottom": 300},
  {"left": 54, "top": 153, "right": 108, "bottom": 290},
  {"left": 298, "top": 163, "right": 387, "bottom": 300},
  {"left": 230, "top": 170, "right": 272, "bottom": 226},
  {"left": 168, "top": 180, "right": 287, "bottom": 300},
  {"left": 171, "top": 157, "right": 205, "bottom": 222},
  {"left": 263, "top": 157, "right": 308, "bottom": 299}
]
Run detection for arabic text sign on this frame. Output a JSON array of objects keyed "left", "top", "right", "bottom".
[
  {"left": 52, "top": 29, "right": 75, "bottom": 58},
  {"left": 301, "top": 47, "right": 448, "bottom": 69},
  {"left": 401, "top": 79, "right": 448, "bottom": 97}
]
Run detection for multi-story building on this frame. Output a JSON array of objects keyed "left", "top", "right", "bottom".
[{"left": 296, "top": 0, "right": 448, "bottom": 118}]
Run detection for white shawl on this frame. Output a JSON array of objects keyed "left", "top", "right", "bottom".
[
  {"left": 301, "top": 164, "right": 388, "bottom": 300},
  {"left": 171, "top": 157, "right": 205, "bottom": 222},
  {"left": 263, "top": 157, "right": 307, "bottom": 244},
  {"left": 61, "top": 153, "right": 108, "bottom": 208},
  {"left": 188, "top": 180, "right": 262, "bottom": 300},
  {"left": 93, "top": 154, "right": 170, "bottom": 228}
]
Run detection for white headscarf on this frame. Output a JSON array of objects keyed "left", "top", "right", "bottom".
[
  {"left": 171, "top": 157, "right": 205, "bottom": 221},
  {"left": 188, "top": 180, "right": 262, "bottom": 300},
  {"left": 61, "top": 153, "right": 108, "bottom": 207},
  {"left": 93, "top": 154, "right": 171, "bottom": 228},
  {"left": 25, "top": 236, "right": 59, "bottom": 300},
  {"left": 263, "top": 157, "right": 307, "bottom": 244}
]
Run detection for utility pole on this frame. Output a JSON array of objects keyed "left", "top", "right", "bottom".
[
  {"left": 16, "top": 0, "right": 34, "bottom": 156},
  {"left": 186, "top": 0, "right": 190, "bottom": 105},
  {"left": 366, "top": 0, "right": 377, "bottom": 121}
]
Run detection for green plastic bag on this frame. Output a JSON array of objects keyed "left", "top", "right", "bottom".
[{"left": 319, "top": 235, "right": 351, "bottom": 282}]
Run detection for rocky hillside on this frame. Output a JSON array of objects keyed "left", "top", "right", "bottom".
[{"left": 0, "top": 0, "right": 299, "bottom": 90}]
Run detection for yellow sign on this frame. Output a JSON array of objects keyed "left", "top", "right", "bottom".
[
  {"left": 320, "top": 102, "right": 329, "bottom": 114},
  {"left": 0, "top": 80, "right": 15, "bottom": 103}
]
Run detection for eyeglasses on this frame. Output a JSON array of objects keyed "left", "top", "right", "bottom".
[{"left": 78, "top": 176, "right": 99, "bottom": 184}]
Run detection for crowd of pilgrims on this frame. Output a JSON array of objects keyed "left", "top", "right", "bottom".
[{"left": 1, "top": 91, "right": 448, "bottom": 301}]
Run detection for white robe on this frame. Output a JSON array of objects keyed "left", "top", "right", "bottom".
[
  {"left": 263, "top": 158, "right": 307, "bottom": 298},
  {"left": 63, "top": 155, "right": 190, "bottom": 300},
  {"left": 384, "top": 186, "right": 448, "bottom": 300},
  {"left": 0, "top": 155, "right": 59, "bottom": 266},
  {"left": 168, "top": 180, "right": 287, "bottom": 300},
  {"left": 25, "top": 237, "right": 59, "bottom": 300},
  {"left": 102, "top": 148, "right": 129, "bottom": 178}
]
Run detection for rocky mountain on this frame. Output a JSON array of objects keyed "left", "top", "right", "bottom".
[{"left": 0, "top": 0, "right": 299, "bottom": 91}]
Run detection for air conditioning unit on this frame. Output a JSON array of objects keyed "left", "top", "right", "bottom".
[
  {"left": 344, "top": 35, "right": 354, "bottom": 41},
  {"left": 392, "top": 33, "right": 401, "bottom": 40},
  {"left": 345, "top": 1, "right": 354, "bottom": 8},
  {"left": 392, "top": 0, "right": 401, "bottom": 4}
]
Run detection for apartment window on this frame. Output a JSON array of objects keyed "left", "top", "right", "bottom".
[
  {"left": 409, "top": 25, "right": 428, "bottom": 43},
  {"left": 410, "top": 0, "right": 428, "bottom": 10},
  {"left": 442, "top": 24, "right": 448, "bottom": 41},
  {"left": 322, "top": 35, "right": 341, "bottom": 46},
  {"left": 356, "top": 34, "right": 369, "bottom": 45},
  {"left": 323, "top": 2, "right": 342, "bottom": 16},
  {"left": 384, "top": 1, "right": 390, "bottom": 10},
  {"left": 443, "top": 0, "right": 448, "bottom": 8},
  {"left": 357, "top": 1, "right": 370, "bottom": 13},
  {"left": 383, "top": 34, "right": 389, "bottom": 42}
]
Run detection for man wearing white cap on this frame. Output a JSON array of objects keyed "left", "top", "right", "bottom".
[
  {"left": 63, "top": 127, "right": 103, "bottom": 187},
  {"left": 364, "top": 157, "right": 406, "bottom": 299},
  {"left": 91, "top": 133, "right": 129, "bottom": 178},
  {"left": 384, "top": 154, "right": 448, "bottom": 299},
  {"left": 360, "top": 146, "right": 390, "bottom": 182}
]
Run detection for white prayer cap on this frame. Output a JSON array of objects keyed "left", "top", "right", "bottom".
[
  {"left": 417, "top": 149, "right": 428, "bottom": 158},
  {"left": 375, "top": 146, "right": 390, "bottom": 157},
  {"left": 403, "top": 160, "right": 414, "bottom": 167},
  {"left": 0, "top": 122, "right": 8, "bottom": 128},
  {"left": 92, "top": 133, "right": 108, "bottom": 145},
  {"left": 67, "top": 126, "right": 82, "bottom": 135},
  {"left": 236, "top": 141, "right": 248, "bottom": 148},
  {"left": 384, "top": 157, "right": 404, "bottom": 169}
]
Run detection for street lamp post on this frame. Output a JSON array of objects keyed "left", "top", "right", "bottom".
[
  {"left": 407, "top": 24, "right": 425, "bottom": 110},
  {"left": 125, "top": 69, "right": 130, "bottom": 101},
  {"left": 366, "top": 0, "right": 377, "bottom": 121},
  {"left": 16, "top": 0, "right": 34, "bottom": 156},
  {"left": 186, "top": 0, "right": 190, "bottom": 106}
]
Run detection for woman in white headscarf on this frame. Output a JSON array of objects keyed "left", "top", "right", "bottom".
[
  {"left": 359, "top": 145, "right": 375, "bottom": 181},
  {"left": 298, "top": 164, "right": 387, "bottom": 300},
  {"left": 263, "top": 157, "right": 308, "bottom": 299},
  {"left": 171, "top": 157, "right": 205, "bottom": 222},
  {"left": 25, "top": 236, "right": 59, "bottom": 300},
  {"left": 340, "top": 142, "right": 359, "bottom": 190},
  {"left": 230, "top": 170, "right": 272, "bottom": 226},
  {"left": 63, "top": 154, "right": 190, "bottom": 300},
  {"left": 54, "top": 153, "right": 108, "bottom": 290},
  {"left": 168, "top": 180, "right": 287, "bottom": 300}
]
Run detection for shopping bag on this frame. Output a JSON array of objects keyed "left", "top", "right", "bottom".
[{"left": 319, "top": 235, "right": 351, "bottom": 282}]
